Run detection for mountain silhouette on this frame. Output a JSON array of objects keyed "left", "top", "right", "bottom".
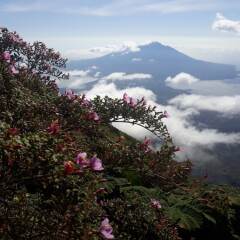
[{"left": 69, "top": 42, "right": 237, "bottom": 80}]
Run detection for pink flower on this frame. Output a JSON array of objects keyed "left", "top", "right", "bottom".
[
  {"left": 93, "top": 112, "right": 100, "bottom": 121},
  {"left": 80, "top": 94, "right": 91, "bottom": 107},
  {"left": 10, "top": 65, "right": 19, "bottom": 74},
  {"left": 129, "top": 97, "right": 137, "bottom": 108},
  {"left": 76, "top": 152, "right": 89, "bottom": 168},
  {"left": 2, "top": 51, "right": 11, "bottom": 62},
  {"left": 143, "top": 137, "right": 151, "bottom": 146},
  {"left": 90, "top": 156, "right": 104, "bottom": 171},
  {"left": 123, "top": 93, "right": 130, "bottom": 104},
  {"left": 100, "top": 218, "right": 114, "bottom": 239},
  {"left": 123, "top": 93, "right": 138, "bottom": 107},
  {"left": 64, "top": 161, "right": 75, "bottom": 175},
  {"left": 81, "top": 99, "right": 91, "bottom": 107},
  {"left": 9, "top": 33, "right": 23, "bottom": 43},
  {"left": 140, "top": 137, "right": 152, "bottom": 153},
  {"left": 88, "top": 112, "right": 100, "bottom": 122},
  {"left": 65, "top": 89, "right": 76, "bottom": 100},
  {"left": 174, "top": 146, "right": 183, "bottom": 152},
  {"left": 151, "top": 199, "right": 162, "bottom": 209},
  {"left": 163, "top": 110, "right": 170, "bottom": 118},
  {"left": 7, "top": 128, "right": 19, "bottom": 136},
  {"left": 95, "top": 188, "right": 107, "bottom": 195},
  {"left": 47, "top": 120, "right": 60, "bottom": 135}
]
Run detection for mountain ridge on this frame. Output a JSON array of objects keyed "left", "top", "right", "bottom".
[{"left": 68, "top": 41, "right": 237, "bottom": 81}]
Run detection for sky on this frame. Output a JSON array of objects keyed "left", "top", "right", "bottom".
[{"left": 0, "top": 0, "right": 240, "bottom": 66}]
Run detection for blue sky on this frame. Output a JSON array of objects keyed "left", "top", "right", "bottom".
[{"left": 0, "top": 0, "right": 240, "bottom": 66}]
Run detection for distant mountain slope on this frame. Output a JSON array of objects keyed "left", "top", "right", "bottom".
[{"left": 68, "top": 42, "right": 237, "bottom": 80}]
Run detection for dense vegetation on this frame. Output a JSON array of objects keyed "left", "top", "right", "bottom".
[{"left": 0, "top": 28, "right": 240, "bottom": 240}]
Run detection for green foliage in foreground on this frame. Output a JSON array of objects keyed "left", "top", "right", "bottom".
[{"left": 0, "top": 28, "right": 240, "bottom": 240}]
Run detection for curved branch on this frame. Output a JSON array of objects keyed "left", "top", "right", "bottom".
[{"left": 109, "top": 120, "right": 167, "bottom": 142}]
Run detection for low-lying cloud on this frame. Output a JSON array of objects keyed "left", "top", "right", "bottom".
[
  {"left": 58, "top": 69, "right": 152, "bottom": 89},
  {"left": 132, "top": 58, "right": 142, "bottom": 62},
  {"left": 86, "top": 81, "right": 156, "bottom": 102},
  {"left": 212, "top": 13, "right": 240, "bottom": 34},
  {"left": 166, "top": 72, "right": 199, "bottom": 86},
  {"left": 90, "top": 42, "right": 140, "bottom": 55},
  {"left": 104, "top": 72, "right": 152, "bottom": 81},
  {"left": 85, "top": 82, "right": 240, "bottom": 153},
  {"left": 169, "top": 94, "right": 240, "bottom": 116},
  {"left": 57, "top": 69, "right": 96, "bottom": 89},
  {"left": 66, "top": 70, "right": 90, "bottom": 77}
]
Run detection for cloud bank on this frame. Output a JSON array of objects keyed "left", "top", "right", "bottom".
[
  {"left": 57, "top": 69, "right": 96, "bottom": 89},
  {"left": 166, "top": 72, "right": 199, "bottom": 86},
  {"left": 169, "top": 94, "right": 240, "bottom": 116},
  {"left": 132, "top": 58, "right": 142, "bottom": 62},
  {"left": 66, "top": 70, "right": 90, "bottom": 77},
  {"left": 86, "top": 81, "right": 156, "bottom": 102},
  {"left": 212, "top": 13, "right": 240, "bottom": 34},
  {"left": 85, "top": 81, "right": 240, "bottom": 151},
  {"left": 90, "top": 42, "right": 140, "bottom": 55},
  {"left": 104, "top": 72, "right": 152, "bottom": 81}
]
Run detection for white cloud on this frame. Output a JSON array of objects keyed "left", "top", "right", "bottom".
[
  {"left": 90, "top": 41, "right": 140, "bottom": 55},
  {"left": 90, "top": 45, "right": 120, "bottom": 54},
  {"left": 103, "top": 72, "right": 152, "bottom": 81},
  {"left": 57, "top": 69, "right": 96, "bottom": 89},
  {"left": 132, "top": 58, "right": 142, "bottom": 62},
  {"left": 94, "top": 72, "right": 101, "bottom": 77},
  {"left": 166, "top": 73, "right": 199, "bottom": 86},
  {"left": 169, "top": 94, "right": 240, "bottom": 116},
  {"left": 64, "top": 49, "right": 104, "bottom": 60},
  {"left": 91, "top": 65, "right": 98, "bottom": 70},
  {"left": 86, "top": 81, "right": 156, "bottom": 101},
  {"left": 64, "top": 41, "right": 141, "bottom": 60},
  {"left": 2, "top": 1, "right": 48, "bottom": 12},
  {"left": 212, "top": 13, "right": 240, "bottom": 34},
  {"left": 66, "top": 70, "right": 90, "bottom": 77},
  {"left": 2, "top": 0, "right": 224, "bottom": 16},
  {"left": 140, "top": 0, "right": 217, "bottom": 14},
  {"left": 162, "top": 104, "right": 240, "bottom": 147}
]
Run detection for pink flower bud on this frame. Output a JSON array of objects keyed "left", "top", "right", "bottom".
[
  {"left": 88, "top": 112, "right": 100, "bottom": 122},
  {"left": 64, "top": 161, "right": 75, "bottom": 175},
  {"left": 143, "top": 137, "right": 151, "bottom": 146},
  {"left": 76, "top": 152, "right": 89, "bottom": 168},
  {"left": 174, "top": 146, "right": 182, "bottom": 152},
  {"left": 129, "top": 97, "right": 137, "bottom": 108},
  {"left": 151, "top": 199, "right": 162, "bottom": 209},
  {"left": 64, "top": 89, "right": 76, "bottom": 100},
  {"left": 9, "top": 65, "right": 19, "bottom": 75},
  {"left": 7, "top": 128, "right": 19, "bottom": 136},
  {"left": 140, "top": 137, "right": 152, "bottom": 153},
  {"left": 100, "top": 218, "right": 114, "bottom": 239},
  {"left": 123, "top": 93, "right": 130, "bottom": 104},
  {"left": 2, "top": 51, "right": 11, "bottom": 62},
  {"left": 90, "top": 156, "right": 104, "bottom": 171},
  {"left": 47, "top": 120, "right": 60, "bottom": 135},
  {"left": 163, "top": 110, "right": 170, "bottom": 118}
]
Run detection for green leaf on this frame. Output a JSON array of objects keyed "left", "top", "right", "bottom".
[{"left": 202, "top": 212, "right": 216, "bottom": 224}]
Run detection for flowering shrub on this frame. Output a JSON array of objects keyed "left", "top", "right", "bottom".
[
  {"left": 0, "top": 28, "right": 240, "bottom": 240},
  {"left": 92, "top": 95, "right": 172, "bottom": 142}
]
